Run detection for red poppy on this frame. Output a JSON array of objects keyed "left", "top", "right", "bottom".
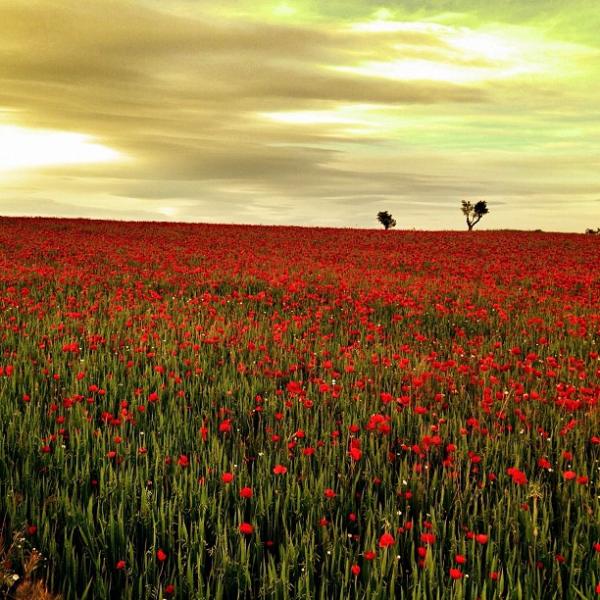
[
  {"left": 507, "top": 467, "right": 528, "bottom": 485},
  {"left": 239, "top": 522, "right": 253, "bottom": 535},
  {"left": 378, "top": 533, "right": 395, "bottom": 548},
  {"left": 239, "top": 486, "right": 253, "bottom": 499},
  {"left": 351, "top": 564, "right": 360, "bottom": 576},
  {"left": 449, "top": 568, "right": 463, "bottom": 580},
  {"left": 156, "top": 549, "right": 167, "bottom": 562},
  {"left": 324, "top": 488, "right": 336, "bottom": 499},
  {"left": 420, "top": 533, "right": 436, "bottom": 545},
  {"left": 221, "top": 472, "right": 234, "bottom": 483},
  {"left": 349, "top": 447, "right": 362, "bottom": 461},
  {"left": 273, "top": 464, "right": 287, "bottom": 475},
  {"left": 219, "top": 419, "right": 232, "bottom": 433},
  {"left": 116, "top": 560, "right": 126, "bottom": 570}
]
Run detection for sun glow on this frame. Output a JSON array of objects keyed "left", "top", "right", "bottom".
[
  {"left": 343, "top": 21, "right": 546, "bottom": 84},
  {"left": 158, "top": 206, "right": 178, "bottom": 217},
  {"left": 260, "top": 104, "right": 391, "bottom": 136},
  {"left": 334, "top": 58, "right": 534, "bottom": 84},
  {"left": 0, "top": 125, "right": 122, "bottom": 172}
]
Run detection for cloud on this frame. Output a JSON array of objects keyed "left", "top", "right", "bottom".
[
  {"left": 0, "top": 0, "right": 598, "bottom": 230},
  {"left": 0, "top": 0, "right": 492, "bottom": 190}
]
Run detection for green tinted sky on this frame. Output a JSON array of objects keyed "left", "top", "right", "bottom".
[{"left": 1, "top": 0, "right": 599, "bottom": 230}]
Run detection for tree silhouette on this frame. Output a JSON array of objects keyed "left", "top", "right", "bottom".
[
  {"left": 461, "top": 200, "right": 489, "bottom": 231},
  {"left": 377, "top": 211, "right": 396, "bottom": 230}
]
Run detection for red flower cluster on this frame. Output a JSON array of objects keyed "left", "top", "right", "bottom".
[{"left": 0, "top": 218, "right": 597, "bottom": 599}]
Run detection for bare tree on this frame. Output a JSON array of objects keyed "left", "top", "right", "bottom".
[
  {"left": 377, "top": 211, "right": 396, "bottom": 230},
  {"left": 461, "top": 200, "right": 489, "bottom": 231}
]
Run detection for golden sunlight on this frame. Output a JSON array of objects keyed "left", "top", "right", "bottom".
[
  {"left": 342, "top": 21, "right": 544, "bottom": 84},
  {"left": 0, "top": 125, "right": 122, "bottom": 172}
]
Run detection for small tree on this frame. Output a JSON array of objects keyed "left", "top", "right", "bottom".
[
  {"left": 461, "top": 200, "right": 489, "bottom": 231},
  {"left": 377, "top": 211, "right": 396, "bottom": 230}
]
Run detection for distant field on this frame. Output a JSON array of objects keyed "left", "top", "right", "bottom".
[{"left": 0, "top": 218, "right": 598, "bottom": 599}]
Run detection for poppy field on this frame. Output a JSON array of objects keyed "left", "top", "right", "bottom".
[{"left": 0, "top": 217, "right": 598, "bottom": 599}]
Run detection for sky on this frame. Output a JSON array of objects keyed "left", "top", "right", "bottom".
[{"left": 0, "top": 0, "right": 599, "bottom": 231}]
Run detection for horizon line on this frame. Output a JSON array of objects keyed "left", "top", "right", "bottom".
[{"left": 0, "top": 214, "right": 594, "bottom": 235}]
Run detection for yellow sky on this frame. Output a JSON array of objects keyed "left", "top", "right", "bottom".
[{"left": 0, "top": 0, "right": 599, "bottom": 230}]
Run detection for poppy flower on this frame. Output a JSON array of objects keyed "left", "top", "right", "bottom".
[
  {"left": 156, "top": 549, "right": 167, "bottom": 562},
  {"left": 507, "top": 467, "right": 528, "bottom": 485},
  {"left": 351, "top": 564, "right": 360, "bottom": 576},
  {"left": 239, "top": 522, "right": 253, "bottom": 535},
  {"left": 475, "top": 534, "right": 488, "bottom": 544},
  {"left": 273, "top": 464, "right": 287, "bottom": 475},
  {"left": 420, "top": 533, "right": 436, "bottom": 545},
  {"left": 221, "top": 472, "right": 234, "bottom": 483},
  {"left": 115, "top": 560, "right": 126, "bottom": 570},
  {"left": 219, "top": 419, "right": 232, "bottom": 433},
  {"left": 324, "top": 488, "right": 336, "bottom": 499},
  {"left": 378, "top": 533, "right": 395, "bottom": 548},
  {"left": 239, "top": 486, "right": 253, "bottom": 499},
  {"left": 449, "top": 568, "right": 463, "bottom": 580},
  {"left": 349, "top": 447, "right": 362, "bottom": 461}
]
